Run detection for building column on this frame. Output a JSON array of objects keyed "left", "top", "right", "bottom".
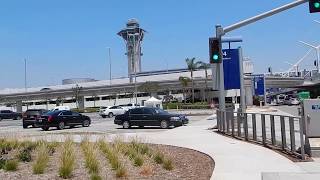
[
  {"left": 245, "top": 86, "right": 253, "bottom": 106},
  {"left": 16, "top": 100, "right": 23, "bottom": 113},
  {"left": 78, "top": 96, "right": 85, "bottom": 110}
]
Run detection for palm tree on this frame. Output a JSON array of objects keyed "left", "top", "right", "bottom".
[
  {"left": 138, "top": 81, "right": 160, "bottom": 97},
  {"left": 198, "top": 61, "right": 211, "bottom": 102},
  {"left": 179, "top": 76, "right": 191, "bottom": 104},
  {"left": 185, "top": 58, "right": 201, "bottom": 103}
]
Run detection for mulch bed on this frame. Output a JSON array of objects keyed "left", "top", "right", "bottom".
[{"left": 0, "top": 143, "right": 214, "bottom": 180}]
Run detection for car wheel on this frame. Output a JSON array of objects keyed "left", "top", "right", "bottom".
[
  {"left": 108, "top": 112, "right": 114, "bottom": 118},
  {"left": 160, "top": 120, "right": 169, "bottom": 129},
  {"left": 0, "top": 117, "right": 2, "bottom": 121},
  {"left": 123, "top": 121, "right": 130, "bottom": 129},
  {"left": 82, "top": 120, "right": 90, "bottom": 127},
  {"left": 23, "top": 124, "right": 28, "bottom": 129},
  {"left": 42, "top": 127, "right": 49, "bottom": 131},
  {"left": 57, "top": 122, "right": 65, "bottom": 130}
]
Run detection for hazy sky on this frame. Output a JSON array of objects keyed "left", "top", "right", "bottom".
[{"left": 0, "top": 0, "right": 319, "bottom": 89}]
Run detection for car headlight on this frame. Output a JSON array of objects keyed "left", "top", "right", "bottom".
[{"left": 170, "top": 117, "right": 180, "bottom": 121}]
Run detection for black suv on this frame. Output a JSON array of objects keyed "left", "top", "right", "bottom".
[
  {"left": 23, "top": 109, "right": 48, "bottom": 128},
  {"left": 114, "top": 107, "right": 188, "bottom": 129},
  {"left": 0, "top": 110, "right": 22, "bottom": 121},
  {"left": 36, "top": 110, "right": 91, "bottom": 131}
]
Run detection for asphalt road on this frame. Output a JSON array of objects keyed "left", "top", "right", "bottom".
[{"left": 0, "top": 112, "right": 209, "bottom": 137}]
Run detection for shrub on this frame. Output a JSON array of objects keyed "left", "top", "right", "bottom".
[
  {"left": 140, "top": 165, "right": 153, "bottom": 176},
  {"left": 33, "top": 143, "right": 50, "bottom": 174},
  {"left": 59, "top": 139, "right": 75, "bottom": 179},
  {"left": 133, "top": 154, "right": 144, "bottom": 167},
  {"left": 115, "top": 165, "right": 127, "bottom": 178},
  {"left": 17, "top": 149, "right": 32, "bottom": 162},
  {"left": 4, "top": 159, "right": 18, "bottom": 171},
  {"left": 90, "top": 173, "right": 102, "bottom": 180},
  {"left": 81, "top": 140, "right": 100, "bottom": 175},
  {"left": 153, "top": 151, "right": 164, "bottom": 164},
  {"left": 0, "top": 158, "right": 6, "bottom": 169},
  {"left": 163, "top": 158, "right": 173, "bottom": 170}
]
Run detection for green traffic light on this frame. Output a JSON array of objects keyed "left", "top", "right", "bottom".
[
  {"left": 315, "top": 2, "right": 320, "bottom": 8},
  {"left": 213, "top": 54, "right": 219, "bottom": 61}
]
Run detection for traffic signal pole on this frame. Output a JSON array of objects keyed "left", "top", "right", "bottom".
[{"left": 215, "top": 0, "right": 309, "bottom": 112}]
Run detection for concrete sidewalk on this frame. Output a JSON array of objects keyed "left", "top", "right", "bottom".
[{"left": 119, "top": 116, "right": 305, "bottom": 180}]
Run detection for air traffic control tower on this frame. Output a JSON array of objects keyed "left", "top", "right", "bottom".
[{"left": 118, "top": 19, "right": 146, "bottom": 82}]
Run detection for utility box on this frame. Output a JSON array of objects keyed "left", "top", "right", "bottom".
[{"left": 303, "top": 99, "right": 320, "bottom": 137}]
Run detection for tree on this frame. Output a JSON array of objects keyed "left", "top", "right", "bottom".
[
  {"left": 138, "top": 81, "right": 160, "bottom": 97},
  {"left": 185, "top": 58, "right": 201, "bottom": 103},
  {"left": 198, "top": 61, "right": 211, "bottom": 102},
  {"left": 179, "top": 76, "right": 191, "bottom": 104}
]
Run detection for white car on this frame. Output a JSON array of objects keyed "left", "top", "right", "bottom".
[
  {"left": 100, "top": 106, "right": 127, "bottom": 118},
  {"left": 119, "top": 103, "right": 139, "bottom": 110}
]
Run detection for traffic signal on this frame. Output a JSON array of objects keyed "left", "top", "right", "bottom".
[
  {"left": 309, "top": 0, "right": 320, "bottom": 13},
  {"left": 209, "top": 38, "right": 222, "bottom": 64}
]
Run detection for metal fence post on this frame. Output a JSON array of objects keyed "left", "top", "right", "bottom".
[
  {"left": 222, "top": 111, "right": 226, "bottom": 132},
  {"left": 261, "top": 114, "right": 266, "bottom": 146},
  {"left": 299, "top": 117, "right": 305, "bottom": 160},
  {"left": 252, "top": 114, "right": 257, "bottom": 141},
  {"left": 289, "top": 117, "right": 296, "bottom": 152},
  {"left": 244, "top": 113, "right": 248, "bottom": 140},
  {"left": 270, "top": 115, "right": 276, "bottom": 146},
  {"left": 226, "top": 111, "right": 230, "bottom": 134},
  {"left": 237, "top": 112, "right": 241, "bottom": 137},
  {"left": 231, "top": 111, "right": 235, "bottom": 136},
  {"left": 280, "top": 116, "right": 286, "bottom": 150}
]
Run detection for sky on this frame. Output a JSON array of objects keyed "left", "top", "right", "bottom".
[{"left": 0, "top": 0, "right": 319, "bottom": 89}]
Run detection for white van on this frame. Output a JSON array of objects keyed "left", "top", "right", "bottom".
[{"left": 52, "top": 106, "right": 71, "bottom": 111}]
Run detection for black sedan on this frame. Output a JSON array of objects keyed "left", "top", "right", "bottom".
[
  {"left": 114, "top": 107, "right": 188, "bottom": 129},
  {"left": 36, "top": 110, "right": 91, "bottom": 131},
  {"left": 23, "top": 109, "right": 48, "bottom": 128}
]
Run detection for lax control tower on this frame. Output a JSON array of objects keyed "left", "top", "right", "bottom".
[{"left": 118, "top": 19, "right": 146, "bottom": 82}]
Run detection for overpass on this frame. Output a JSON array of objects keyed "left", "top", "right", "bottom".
[{"left": 0, "top": 69, "right": 308, "bottom": 112}]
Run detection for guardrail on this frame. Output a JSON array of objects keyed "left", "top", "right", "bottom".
[{"left": 216, "top": 110, "right": 309, "bottom": 160}]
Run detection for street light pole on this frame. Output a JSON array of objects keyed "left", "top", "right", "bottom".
[
  {"left": 108, "top": 47, "right": 112, "bottom": 86},
  {"left": 24, "top": 58, "right": 27, "bottom": 92}
]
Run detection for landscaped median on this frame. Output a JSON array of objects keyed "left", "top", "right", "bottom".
[{"left": 0, "top": 137, "right": 214, "bottom": 179}]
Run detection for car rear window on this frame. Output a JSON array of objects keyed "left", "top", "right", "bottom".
[{"left": 25, "top": 110, "right": 45, "bottom": 116}]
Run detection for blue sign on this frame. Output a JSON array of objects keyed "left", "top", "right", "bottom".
[
  {"left": 223, "top": 49, "right": 241, "bottom": 90},
  {"left": 252, "top": 74, "right": 265, "bottom": 96}
]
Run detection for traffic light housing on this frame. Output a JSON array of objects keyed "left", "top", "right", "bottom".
[
  {"left": 209, "top": 38, "right": 222, "bottom": 64},
  {"left": 309, "top": 0, "right": 320, "bottom": 13}
]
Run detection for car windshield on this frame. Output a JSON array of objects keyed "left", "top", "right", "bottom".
[{"left": 155, "top": 109, "right": 169, "bottom": 114}]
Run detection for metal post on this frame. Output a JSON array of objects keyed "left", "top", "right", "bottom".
[
  {"left": 231, "top": 110, "right": 235, "bottom": 136},
  {"left": 223, "top": 0, "right": 308, "bottom": 34},
  {"left": 238, "top": 47, "right": 246, "bottom": 112},
  {"left": 289, "top": 117, "right": 296, "bottom": 152},
  {"left": 280, "top": 116, "right": 286, "bottom": 150},
  {"left": 24, "top": 58, "right": 27, "bottom": 92},
  {"left": 244, "top": 113, "right": 248, "bottom": 140},
  {"left": 216, "top": 25, "right": 225, "bottom": 112},
  {"left": 252, "top": 114, "right": 257, "bottom": 141},
  {"left": 237, "top": 112, "right": 241, "bottom": 137},
  {"left": 299, "top": 117, "right": 306, "bottom": 160},
  {"left": 270, "top": 115, "right": 276, "bottom": 146},
  {"left": 108, "top": 47, "right": 112, "bottom": 85},
  {"left": 316, "top": 49, "right": 320, "bottom": 73},
  {"left": 261, "top": 114, "right": 267, "bottom": 145}
]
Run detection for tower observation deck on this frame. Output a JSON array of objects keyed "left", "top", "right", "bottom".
[{"left": 118, "top": 19, "right": 146, "bottom": 82}]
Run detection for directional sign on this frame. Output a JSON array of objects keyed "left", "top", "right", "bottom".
[
  {"left": 223, "top": 49, "right": 241, "bottom": 90},
  {"left": 252, "top": 74, "right": 265, "bottom": 96}
]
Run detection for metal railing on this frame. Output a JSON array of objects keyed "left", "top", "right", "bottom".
[{"left": 216, "top": 110, "right": 309, "bottom": 160}]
